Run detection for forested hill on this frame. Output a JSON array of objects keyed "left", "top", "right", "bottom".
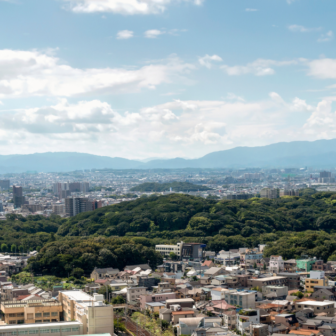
[
  {"left": 130, "top": 182, "right": 212, "bottom": 192},
  {"left": 7, "top": 190, "right": 336, "bottom": 276}
]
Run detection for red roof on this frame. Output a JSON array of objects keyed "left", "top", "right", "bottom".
[
  {"left": 202, "top": 260, "right": 214, "bottom": 267},
  {"left": 172, "top": 311, "right": 195, "bottom": 316}
]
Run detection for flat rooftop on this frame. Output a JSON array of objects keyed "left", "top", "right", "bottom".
[
  {"left": 61, "top": 290, "right": 95, "bottom": 302},
  {"left": 297, "top": 301, "right": 333, "bottom": 306},
  {"left": 0, "top": 321, "right": 81, "bottom": 330}
]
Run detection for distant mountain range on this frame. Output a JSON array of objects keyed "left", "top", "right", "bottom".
[{"left": 2, "top": 139, "right": 336, "bottom": 173}]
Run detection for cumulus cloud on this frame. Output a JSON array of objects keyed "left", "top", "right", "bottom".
[
  {"left": 198, "top": 54, "right": 222, "bottom": 69},
  {"left": 0, "top": 49, "right": 194, "bottom": 98},
  {"left": 63, "top": 0, "right": 204, "bottom": 15},
  {"left": 116, "top": 30, "right": 134, "bottom": 39},
  {"left": 144, "top": 29, "right": 163, "bottom": 39},
  {"left": 308, "top": 58, "right": 336, "bottom": 79},
  {"left": 318, "top": 30, "right": 334, "bottom": 42},
  {"left": 1, "top": 93, "right": 330, "bottom": 159},
  {"left": 221, "top": 59, "right": 299, "bottom": 76}
]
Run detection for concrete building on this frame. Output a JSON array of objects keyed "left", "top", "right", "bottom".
[
  {"left": 312, "top": 260, "right": 332, "bottom": 271},
  {"left": 52, "top": 204, "right": 65, "bottom": 215},
  {"left": 248, "top": 276, "right": 288, "bottom": 288},
  {"left": 223, "top": 311, "right": 237, "bottom": 329},
  {"left": 181, "top": 243, "right": 206, "bottom": 261},
  {"left": 155, "top": 241, "right": 184, "bottom": 258},
  {"left": 224, "top": 290, "right": 256, "bottom": 309},
  {"left": 126, "top": 287, "right": 147, "bottom": 303},
  {"left": 241, "top": 250, "right": 263, "bottom": 266},
  {"left": 90, "top": 268, "right": 119, "bottom": 281},
  {"left": 295, "top": 301, "right": 335, "bottom": 317},
  {"left": 0, "top": 321, "right": 83, "bottom": 336},
  {"left": 58, "top": 290, "right": 114, "bottom": 335},
  {"left": 280, "top": 189, "right": 300, "bottom": 197},
  {"left": 140, "top": 292, "right": 176, "bottom": 310},
  {"left": 305, "top": 271, "right": 326, "bottom": 292},
  {"left": 277, "top": 273, "right": 301, "bottom": 290},
  {"left": 65, "top": 197, "right": 92, "bottom": 217},
  {"left": 296, "top": 259, "right": 316, "bottom": 272},
  {"left": 13, "top": 185, "right": 25, "bottom": 209},
  {"left": 0, "top": 180, "right": 10, "bottom": 191},
  {"left": 318, "top": 171, "right": 335, "bottom": 183},
  {"left": 236, "top": 309, "right": 260, "bottom": 335},
  {"left": 269, "top": 256, "right": 284, "bottom": 273},
  {"left": 260, "top": 188, "right": 278, "bottom": 199},
  {"left": 262, "top": 285, "right": 288, "bottom": 299},
  {"left": 166, "top": 298, "right": 194, "bottom": 309},
  {"left": 0, "top": 299, "right": 62, "bottom": 324}
]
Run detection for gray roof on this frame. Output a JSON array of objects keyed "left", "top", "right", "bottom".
[
  {"left": 124, "top": 264, "right": 151, "bottom": 271},
  {"left": 93, "top": 267, "right": 119, "bottom": 274}
]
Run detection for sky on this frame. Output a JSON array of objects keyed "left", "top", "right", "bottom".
[{"left": 0, "top": 0, "right": 336, "bottom": 160}]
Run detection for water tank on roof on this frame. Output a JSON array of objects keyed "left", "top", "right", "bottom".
[{"left": 94, "top": 294, "right": 104, "bottom": 302}]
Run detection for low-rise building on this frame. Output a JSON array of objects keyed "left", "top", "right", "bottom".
[
  {"left": 58, "top": 290, "right": 114, "bottom": 335},
  {"left": 0, "top": 299, "right": 62, "bottom": 324},
  {"left": 248, "top": 276, "right": 288, "bottom": 288},
  {"left": 155, "top": 242, "right": 184, "bottom": 258},
  {"left": 224, "top": 290, "right": 256, "bottom": 309},
  {"left": 223, "top": 310, "right": 237, "bottom": 329},
  {"left": 139, "top": 292, "right": 176, "bottom": 310},
  {"left": 0, "top": 321, "right": 82, "bottom": 336},
  {"left": 90, "top": 267, "right": 119, "bottom": 280},
  {"left": 172, "top": 311, "right": 196, "bottom": 324},
  {"left": 236, "top": 309, "right": 260, "bottom": 335},
  {"left": 262, "top": 285, "right": 288, "bottom": 299},
  {"left": 295, "top": 301, "right": 335, "bottom": 317},
  {"left": 306, "top": 271, "right": 326, "bottom": 292},
  {"left": 269, "top": 256, "right": 285, "bottom": 273},
  {"left": 126, "top": 287, "right": 147, "bottom": 303},
  {"left": 166, "top": 298, "right": 194, "bottom": 309},
  {"left": 277, "top": 273, "right": 301, "bottom": 290}
]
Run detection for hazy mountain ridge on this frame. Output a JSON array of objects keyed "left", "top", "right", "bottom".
[{"left": 2, "top": 139, "right": 336, "bottom": 172}]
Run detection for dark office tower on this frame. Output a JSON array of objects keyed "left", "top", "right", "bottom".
[
  {"left": 320, "top": 171, "right": 332, "bottom": 178},
  {"left": 65, "top": 197, "right": 92, "bottom": 217},
  {"left": 0, "top": 180, "right": 10, "bottom": 190},
  {"left": 13, "top": 185, "right": 25, "bottom": 209}
]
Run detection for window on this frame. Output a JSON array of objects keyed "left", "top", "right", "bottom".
[
  {"left": 17, "top": 320, "right": 24, "bottom": 324},
  {"left": 51, "top": 312, "right": 58, "bottom": 317},
  {"left": 43, "top": 313, "right": 50, "bottom": 317},
  {"left": 18, "top": 331, "right": 28, "bottom": 335},
  {"left": 29, "top": 331, "right": 38, "bottom": 334},
  {"left": 27, "top": 314, "right": 34, "bottom": 320},
  {"left": 35, "top": 321, "right": 42, "bottom": 323},
  {"left": 62, "top": 328, "right": 71, "bottom": 332},
  {"left": 40, "top": 330, "right": 50, "bottom": 334},
  {"left": 9, "top": 321, "right": 16, "bottom": 325},
  {"left": 44, "top": 320, "right": 50, "bottom": 323},
  {"left": 35, "top": 313, "right": 42, "bottom": 318},
  {"left": 72, "top": 328, "right": 79, "bottom": 332},
  {"left": 17, "top": 313, "right": 24, "bottom": 317},
  {"left": 9, "top": 314, "right": 16, "bottom": 317},
  {"left": 50, "top": 329, "right": 60, "bottom": 333}
]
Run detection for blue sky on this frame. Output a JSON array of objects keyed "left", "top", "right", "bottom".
[{"left": 0, "top": 0, "right": 335, "bottom": 159}]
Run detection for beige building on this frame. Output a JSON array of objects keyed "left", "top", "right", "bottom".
[
  {"left": 155, "top": 241, "right": 183, "bottom": 257},
  {"left": 52, "top": 204, "right": 65, "bottom": 215},
  {"left": 58, "top": 290, "right": 114, "bottom": 335},
  {"left": 0, "top": 299, "right": 62, "bottom": 325},
  {"left": 295, "top": 301, "right": 335, "bottom": 317},
  {"left": 0, "top": 321, "right": 83, "bottom": 336},
  {"left": 262, "top": 285, "right": 288, "bottom": 299},
  {"left": 126, "top": 287, "right": 147, "bottom": 303},
  {"left": 224, "top": 290, "right": 256, "bottom": 309}
]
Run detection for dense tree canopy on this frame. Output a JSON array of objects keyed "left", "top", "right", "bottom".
[
  {"left": 130, "top": 182, "right": 212, "bottom": 192},
  {"left": 3, "top": 190, "right": 336, "bottom": 276}
]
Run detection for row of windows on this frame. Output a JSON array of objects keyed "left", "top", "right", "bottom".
[{"left": 9, "top": 327, "right": 80, "bottom": 335}]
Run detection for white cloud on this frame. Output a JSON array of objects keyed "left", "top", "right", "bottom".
[
  {"left": 221, "top": 59, "right": 299, "bottom": 76},
  {"left": 144, "top": 29, "right": 163, "bottom": 39},
  {"left": 318, "top": 30, "right": 334, "bottom": 42},
  {"left": 63, "top": 0, "right": 203, "bottom": 15},
  {"left": 245, "top": 8, "right": 258, "bottom": 12},
  {"left": 0, "top": 49, "right": 194, "bottom": 98},
  {"left": 198, "top": 54, "right": 222, "bottom": 69},
  {"left": 1, "top": 93, "right": 328, "bottom": 159},
  {"left": 288, "top": 24, "right": 321, "bottom": 33},
  {"left": 308, "top": 58, "right": 336, "bottom": 79},
  {"left": 116, "top": 30, "right": 134, "bottom": 39}
]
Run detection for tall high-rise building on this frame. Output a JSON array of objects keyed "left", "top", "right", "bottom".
[
  {"left": 260, "top": 188, "right": 279, "bottom": 199},
  {"left": 13, "top": 185, "right": 25, "bottom": 209},
  {"left": 65, "top": 197, "right": 92, "bottom": 217},
  {"left": 318, "top": 171, "right": 335, "bottom": 183},
  {"left": 0, "top": 180, "right": 10, "bottom": 190}
]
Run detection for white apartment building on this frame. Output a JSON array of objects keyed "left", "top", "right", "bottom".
[
  {"left": 224, "top": 290, "right": 256, "bottom": 309},
  {"left": 155, "top": 241, "right": 183, "bottom": 257},
  {"left": 262, "top": 285, "right": 288, "bottom": 299},
  {"left": 269, "top": 256, "right": 284, "bottom": 273},
  {"left": 236, "top": 309, "right": 260, "bottom": 334},
  {"left": 0, "top": 322, "right": 83, "bottom": 336},
  {"left": 126, "top": 287, "right": 147, "bottom": 303},
  {"left": 58, "top": 291, "right": 114, "bottom": 335}
]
